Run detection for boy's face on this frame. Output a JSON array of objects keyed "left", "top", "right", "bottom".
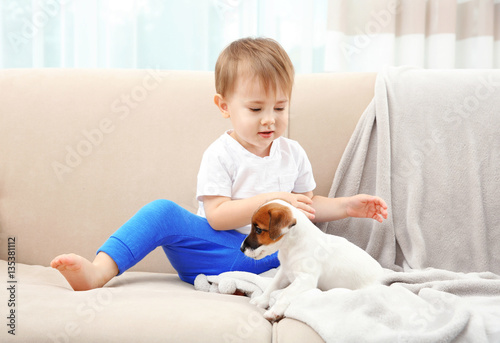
[{"left": 215, "top": 74, "right": 289, "bottom": 157}]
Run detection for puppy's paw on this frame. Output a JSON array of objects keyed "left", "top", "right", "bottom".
[
  {"left": 264, "top": 303, "right": 287, "bottom": 322},
  {"left": 250, "top": 294, "right": 270, "bottom": 309},
  {"left": 263, "top": 309, "right": 284, "bottom": 322}
]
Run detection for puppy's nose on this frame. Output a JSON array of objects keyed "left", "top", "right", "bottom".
[{"left": 240, "top": 241, "right": 246, "bottom": 253}]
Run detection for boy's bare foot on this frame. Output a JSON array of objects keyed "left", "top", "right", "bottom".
[{"left": 50, "top": 252, "right": 118, "bottom": 291}]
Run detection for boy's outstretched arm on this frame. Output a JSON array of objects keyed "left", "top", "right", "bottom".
[{"left": 309, "top": 193, "right": 388, "bottom": 224}]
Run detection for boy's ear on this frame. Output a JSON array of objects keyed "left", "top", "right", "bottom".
[{"left": 214, "top": 94, "right": 230, "bottom": 118}]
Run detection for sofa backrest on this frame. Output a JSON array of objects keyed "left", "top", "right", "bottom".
[{"left": 0, "top": 69, "right": 375, "bottom": 273}]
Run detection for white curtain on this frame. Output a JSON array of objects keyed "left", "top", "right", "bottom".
[
  {"left": 1, "top": 0, "right": 499, "bottom": 72},
  {"left": 0, "top": 0, "right": 327, "bottom": 72}
]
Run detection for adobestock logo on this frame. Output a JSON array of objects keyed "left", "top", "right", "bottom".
[
  {"left": 8, "top": 0, "right": 72, "bottom": 53},
  {"left": 46, "top": 281, "right": 128, "bottom": 343},
  {"left": 395, "top": 73, "right": 500, "bottom": 179},
  {"left": 51, "top": 68, "right": 165, "bottom": 182},
  {"left": 339, "top": 0, "right": 401, "bottom": 59},
  {"left": 222, "top": 310, "right": 264, "bottom": 343}
]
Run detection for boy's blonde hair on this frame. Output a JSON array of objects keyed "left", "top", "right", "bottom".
[{"left": 215, "top": 37, "right": 295, "bottom": 99}]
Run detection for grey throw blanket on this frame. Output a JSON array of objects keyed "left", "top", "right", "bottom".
[
  {"left": 318, "top": 66, "right": 500, "bottom": 274},
  {"left": 285, "top": 268, "right": 500, "bottom": 342}
]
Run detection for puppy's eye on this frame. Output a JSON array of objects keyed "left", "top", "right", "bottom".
[{"left": 255, "top": 226, "right": 263, "bottom": 234}]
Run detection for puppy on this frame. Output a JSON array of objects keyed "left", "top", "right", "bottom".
[{"left": 240, "top": 199, "right": 383, "bottom": 321}]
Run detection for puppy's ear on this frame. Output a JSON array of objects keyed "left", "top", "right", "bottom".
[{"left": 268, "top": 206, "right": 296, "bottom": 240}]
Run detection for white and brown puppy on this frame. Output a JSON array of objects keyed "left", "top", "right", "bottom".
[{"left": 240, "top": 199, "right": 383, "bottom": 322}]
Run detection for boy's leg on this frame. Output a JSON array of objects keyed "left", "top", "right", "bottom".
[
  {"left": 98, "top": 199, "right": 279, "bottom": 284},
  {"left": 53, "top": 199, "right": 279, "bottom": 290},
  {"left": 51, "top": 200, "right": 178, "bottom": 291},
  {"left": 52, "top": 199, "right": 185, "bottom": 291}
]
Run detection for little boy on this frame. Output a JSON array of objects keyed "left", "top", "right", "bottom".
[{"left": 51, "top": 37, "right": 388, "bottom": 291}]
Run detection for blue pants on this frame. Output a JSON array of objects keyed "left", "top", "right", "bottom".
[{"left": 97, "top": 200, "right": 279, "bottom": 284}]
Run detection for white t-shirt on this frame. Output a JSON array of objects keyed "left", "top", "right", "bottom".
[{"left": 196, "top": 130, "right": 316, "bottom": 234}]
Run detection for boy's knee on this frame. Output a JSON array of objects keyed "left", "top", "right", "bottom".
[
  {"left": 149, "top": 199, "right": 176, "bottom": 211},
  {"left": 147, "top": 199, "right": 187, "bottom": 217},
  {"left": 150, "top": 199, "right": 173, "bottom": 206}
]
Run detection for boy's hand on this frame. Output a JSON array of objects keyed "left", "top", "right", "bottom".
[
  {"left": 345, "top": 194, "right": 388, "bottom": 223},
  {"left": 283, "top": 192, "right": 315, "bottom": 221}
]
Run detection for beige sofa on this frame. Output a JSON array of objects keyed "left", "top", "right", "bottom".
[{"left": 0, "top": 69, "right": 376, "bottom": 342}]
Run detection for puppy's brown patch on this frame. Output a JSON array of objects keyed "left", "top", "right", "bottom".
[{"left": 251, "top": 203, "right": 296, "bottom": 245}]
